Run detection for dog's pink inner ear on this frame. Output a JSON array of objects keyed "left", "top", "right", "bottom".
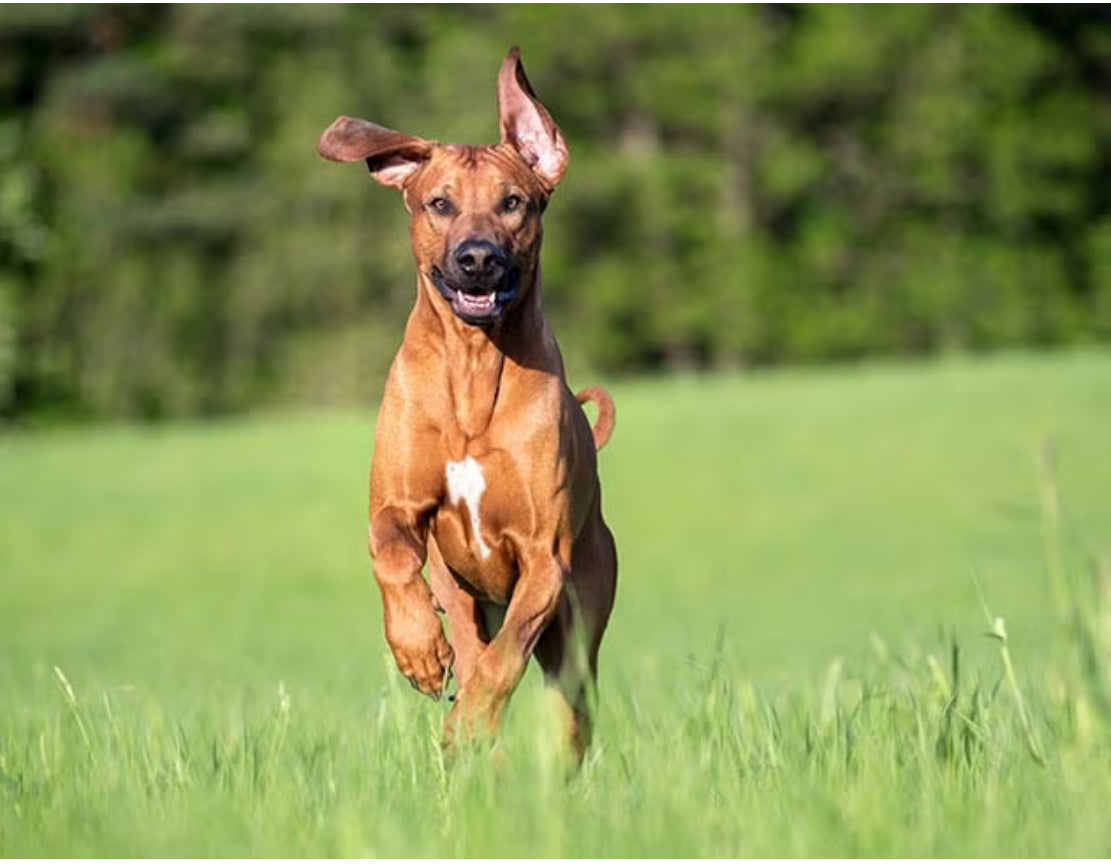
[
  {"left": 497, "top": 49, "right": 568, "bottom": 189},
  {"left": 365, "top": 152, "right": 426, "bottom": 188}
]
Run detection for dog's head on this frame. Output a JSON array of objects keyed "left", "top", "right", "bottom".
[{"left": 318, "top": 47, "right": 567, "bottom": 327}]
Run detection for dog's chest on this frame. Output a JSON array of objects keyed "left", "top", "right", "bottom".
[
  {"left": 444, "top": 455, "right": 492, "bottom": 560},
  {"left": 433, "top": 451, "right": 522, "bottom": 601}
]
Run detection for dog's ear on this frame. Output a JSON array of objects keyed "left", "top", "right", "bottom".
[
  {"left": 317, "top": 116, "right": 433, "bottom": 189},
  {"left": 498, "top": 47, "right": 568, "bottom": 189}
]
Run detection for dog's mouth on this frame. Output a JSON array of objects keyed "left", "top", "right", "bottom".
[{"left": 432, "top": 268, "right": 519, "bottom": 325}]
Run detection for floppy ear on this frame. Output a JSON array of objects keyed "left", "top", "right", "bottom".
[
  {"left": 497, "top": 47, "right": 568, "bottom": 189},
  {"left": 317, "top": 116, "right": 433, "bottom": 189}
]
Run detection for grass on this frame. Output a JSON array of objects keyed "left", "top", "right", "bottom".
[{"left": 1, "top": 349, "right": 1110, "bottom": 856}]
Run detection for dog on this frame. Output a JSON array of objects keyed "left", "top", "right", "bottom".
[{"left": 318, "top": 47, "right": 617, "bottom": 758}]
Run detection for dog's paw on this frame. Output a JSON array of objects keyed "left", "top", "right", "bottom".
[
  {"left": 383, "top": 581, "right": 455, "bottom": 698},
  {"left": 388, "top": 620, "right": 454, "bottom": 698}
]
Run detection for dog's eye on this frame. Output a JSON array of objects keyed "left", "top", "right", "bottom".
[
  {"left": 427, "top": 197, "right": 454, "bottom": 216},
  {"left": 500, "top": 194, "right": 524, "bottom": 214}
]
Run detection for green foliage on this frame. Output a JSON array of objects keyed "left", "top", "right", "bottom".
[
  {"left": 0, "top": 7, "right": 1109, "bottom": 419},
  {"left": 2, "top": 352, "right": 1111, "bottom": 854}
]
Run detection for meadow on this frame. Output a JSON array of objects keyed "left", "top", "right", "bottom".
[{"left": 1, "top": 350, "right": 1110, "bottom": 856}]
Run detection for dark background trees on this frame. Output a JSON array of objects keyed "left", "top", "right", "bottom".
[{"left": 1, "top": 5, "right": 1108, "bottom": 420}]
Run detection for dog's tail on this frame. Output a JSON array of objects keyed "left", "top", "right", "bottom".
[{"left": 576, "top": 386, "right": 615, "bottom": 451}]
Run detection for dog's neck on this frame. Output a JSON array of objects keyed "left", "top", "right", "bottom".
[{"left": 414, "top": 269, "right": 558, "bottom": 441}]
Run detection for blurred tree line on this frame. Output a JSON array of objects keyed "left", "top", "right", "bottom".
[{"left": 0, "top": 5, "right": 1108, "bottom": 420}]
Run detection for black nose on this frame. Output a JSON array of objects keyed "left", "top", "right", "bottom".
[{"left": 454, "top": 240, "right": 506, "bottom": 281}]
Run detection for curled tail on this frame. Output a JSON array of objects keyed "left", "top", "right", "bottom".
[{"left": 575, "top": 386, "right": 615, "bottom": 451}]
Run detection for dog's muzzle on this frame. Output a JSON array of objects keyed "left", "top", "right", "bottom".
[{"left": 433, "top": 239, "right": 520, "bottom": 325}]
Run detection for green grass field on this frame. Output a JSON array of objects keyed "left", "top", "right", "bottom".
[{"left": 2, "top": 350, "right": 1110, "bottom": 856}]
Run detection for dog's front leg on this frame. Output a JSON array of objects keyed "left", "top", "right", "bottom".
[
  {"left": 446, "top": 544, "right": 565, "bottom": 742},
  {"left": 370, "top": 506, "right": 454, "bottom": 698}
]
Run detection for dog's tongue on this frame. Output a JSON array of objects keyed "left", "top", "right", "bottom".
[{"left": 453, "top": 291, "right": 496, "bottom": 317}]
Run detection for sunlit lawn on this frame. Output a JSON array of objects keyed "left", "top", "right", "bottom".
[{"left": 1, "top": 350, "right": 1109, "bottom": 856}]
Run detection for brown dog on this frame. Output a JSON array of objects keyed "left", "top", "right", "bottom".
[{"left": 318, "top": 48, "right": 617, "bottom": 758}]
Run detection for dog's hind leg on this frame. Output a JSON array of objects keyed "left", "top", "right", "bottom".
[{"left": 534, "top": 496, "right": 617, "bottom": 762}]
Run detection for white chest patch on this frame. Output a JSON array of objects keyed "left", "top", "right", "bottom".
[{"left": 445, "top": 456, "right": 491, "bottom": 560}]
